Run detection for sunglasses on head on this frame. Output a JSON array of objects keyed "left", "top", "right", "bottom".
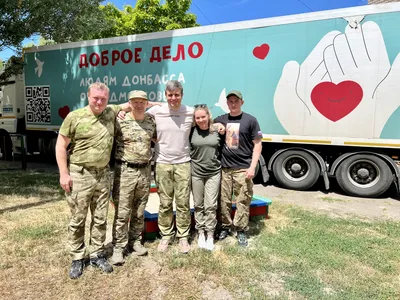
[{"left": 194, "top": 104, "right": 207, "bottom": 108}]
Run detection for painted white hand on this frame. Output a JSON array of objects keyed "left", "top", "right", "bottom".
[
  {"left": 274, "top": 30, "right": 340, "bottom": 135},
  {"left": 373, "top": 53, "right": 400, "bottom": 137},
  {"left": 275, "top": 21, "right": 394, "bottom": 138},
  {"left": 322, "top": 21, "right": 391, "bottom": 137}
]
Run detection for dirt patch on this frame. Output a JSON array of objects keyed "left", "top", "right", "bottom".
[
  {"left": 262, "top": 272, "right": 286, "bottom": 297},
  {"left": 201, "top": 280, "right": 233, "bottom": 300}
]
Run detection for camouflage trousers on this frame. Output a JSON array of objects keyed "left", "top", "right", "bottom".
[
  {"left": 66, "top": 163, "right": 111, "bottom": 260},
  {"left": 155, "top": 162, "right": 191, "bottom": 240},
  {"left": 192, "top": 172, "right": 220, "bottom": 234},
  {"left": 220, "top": 168, "right": 253, "bottom": 232},
  {"left": 112, "top": 162, "right": 151, "bottom": 251}
]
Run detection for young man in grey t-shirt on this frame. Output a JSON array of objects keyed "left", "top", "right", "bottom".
[{"left": 147, "top": 80, "right": 194, "bottom": 253}]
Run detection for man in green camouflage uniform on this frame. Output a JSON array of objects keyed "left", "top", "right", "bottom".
[
  {"left": 110, "top": 90, "right": 156, "bottom": 265},
  {"left": 56, "top": 82, "right": 130, "bottom": 279},
  {"left": 214, "top": 90, "right": 262, "bottom": 247}
]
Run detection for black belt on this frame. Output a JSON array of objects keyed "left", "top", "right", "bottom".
[{"left": 115, "top": 159, "right": 149, "bottom": 169}]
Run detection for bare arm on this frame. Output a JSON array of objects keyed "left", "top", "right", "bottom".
[
  {"left": 55, "top": 134, "right": 72, "bottom": 192},
  {"left": 147, "top": 101, "right": 163, "bottom": 108},
  {"left": 246, "top": 138, "right": 262, "bottom": 179},
  {"left": 119, "top": 102, "right": 131, "bottom": 112},
  {"left": 213, "top": 122, "right": 226, "bottom": 135},
  {"left": 119, "top": 101, "right": 162, "bottom": 112},
  {"left": 117, "top": 101, "right": 162, "bottom": 119}
]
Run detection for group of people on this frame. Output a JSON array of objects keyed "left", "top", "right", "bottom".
[{"left": 55, "top": 80, "right": 262, "bottom": 280}]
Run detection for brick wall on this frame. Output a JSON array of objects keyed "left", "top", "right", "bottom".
[{"left": 368, "top": 0, "right": 398, "bottom": 4}]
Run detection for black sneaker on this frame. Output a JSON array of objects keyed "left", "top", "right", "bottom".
[
  {"left": 237, "top": 231, "right": 248, "bottom": 247},
  {"left": 90, "top": 254, "right": 113, "bottom": 273},
  {"left": 69, "top": 259, "right": 84, "bottom": 279},
  {"left": 219, "top": 229, "right": 229, "bottom": 241}
]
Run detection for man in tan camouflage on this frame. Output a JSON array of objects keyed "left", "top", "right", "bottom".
[
  {"left": 56, "top": 82, "right": 131, "bottom": 279},
  {"left": 110, "top": 90, "right": 156, "bottom": 265}
]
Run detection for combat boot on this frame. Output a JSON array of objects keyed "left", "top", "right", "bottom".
[
  {"left": 69, "top": 259, "right": 84, "bottom": 279},
  {"left": 132, "top": 241, "right": 148, "bottom": 256},
  {"left": 111, "top": 249, "right": 125, "bottom": 265},
  {"left": 90, "top": 253, "right": 113, "bottom": 273}
]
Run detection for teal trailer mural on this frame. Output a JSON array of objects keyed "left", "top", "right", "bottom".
[{"left": 24, "top": 7, "right": 400, "bottom": 140}]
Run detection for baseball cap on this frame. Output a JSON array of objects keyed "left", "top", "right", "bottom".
[
  {"left": 128, "top": 90, "right": 148, "bottom": 101},
  {"left": 226, "top": 90, "right": 243, "bottom": 99}
]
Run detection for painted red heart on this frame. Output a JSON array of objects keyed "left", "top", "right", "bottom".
[
  {"left": 311, "top": 81, "right": 363, "bottom": 122},
  {"left": 58, "top": 106, "right": 70, "bottom": 119},
  {"left": 253, "top": 44, "right": 270, "bottom": 60}
]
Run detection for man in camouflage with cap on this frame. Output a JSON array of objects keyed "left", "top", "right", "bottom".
[
  {"left": 56, "top": 82, "right": 132, "bottom": 279},
  {"left": 214, "top": 90, "right": 262, "bottom": 247},
  {"left": 110, "top": 90, "right": 156, "bottom": 265}
]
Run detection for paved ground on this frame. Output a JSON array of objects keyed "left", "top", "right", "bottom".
[{"left": 254, "top": 178, "right": 400, "bottom": 221}]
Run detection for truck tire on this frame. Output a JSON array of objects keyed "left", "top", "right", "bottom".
[
  {"left": 336, "top": 154, "right": 392, "bottom": 197},
  {"left": 272, "top": 150, "right": 320, "bottom": 190},
  {"left": 47, "top": 137, "right": 57, "bottom": 159}
]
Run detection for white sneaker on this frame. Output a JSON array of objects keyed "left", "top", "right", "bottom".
[
  {"left": 205, "top": 236, "right": 214, "bottom": 251},
  {"left": 111, "top": 249, "right": 124, "bottom": 265},
  {"left": 197, "top": 232, "right": 206, "bottom": 249}
]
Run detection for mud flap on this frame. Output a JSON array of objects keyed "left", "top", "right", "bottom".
[{"left": 258, "top": 155, "right": 269, "bottom": 183}]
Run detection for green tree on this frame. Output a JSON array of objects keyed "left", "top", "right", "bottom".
[
  {"left": 0, "top": 0, "right": 109, "bottom": 80},
  {"left": 0, "top": 0, "right": 108, "bottom": 51},
  {"left": 23, "top": 37, "right": 56, "bottom": 49},
  {"left": 90, "top": 0, "right": 198, "bottom": 39}
]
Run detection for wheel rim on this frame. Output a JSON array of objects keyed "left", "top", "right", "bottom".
[
  {"left": 282, "top": 155, "right": 310, "bottom": 182},
  {"left": 346, "top": 160, "right": 380, "bottom": 188}
]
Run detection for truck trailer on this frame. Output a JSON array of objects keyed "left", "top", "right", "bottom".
[{"left": 1, "top": 2, "right": 400, "bottom": 198}]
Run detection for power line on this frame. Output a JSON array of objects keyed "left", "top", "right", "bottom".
[
  {"left": 192, "top": 0, "right": 213, "bottom": 25},
  {"left": 296, "top": 0, "right": 314, "bottom": 12}
]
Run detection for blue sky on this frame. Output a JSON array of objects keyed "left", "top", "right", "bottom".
[{"left": 0, "top": 0, "right": 367, "bottom": 61}]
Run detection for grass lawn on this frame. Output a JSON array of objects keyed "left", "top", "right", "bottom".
[{"left": 1, "top": 169, "right": 399, "bottom": 299}]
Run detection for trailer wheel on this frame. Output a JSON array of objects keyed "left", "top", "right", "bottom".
[
  {"left": 336, "top": 154, "right": 392, "bottom": 197},
  {"left": 272, "top": 150, "right": 320, "bottom": 190},
  {"left": 47, "top": 137, "right": 57, "bottom": 159}
]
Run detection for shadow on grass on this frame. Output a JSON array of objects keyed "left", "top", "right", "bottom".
[
  {"left": 0, "top": 198, "right": 64, "bottom": 215},
  {"left": 0, "top": 169, "right": 64, "bottom": 214},
  {"left": 248, "top": 215, "right": 266, "bottom": 237},
  {"left": 0, "top": 169, "right": 60, "bottom": 193}
]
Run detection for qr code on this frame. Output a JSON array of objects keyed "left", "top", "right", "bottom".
[{"left": 25, "top": 86, "right": 51, "bottom": 123}]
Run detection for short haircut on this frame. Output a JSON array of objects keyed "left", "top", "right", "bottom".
[
  {"left": 165, "top": 80, "right": 183, "bottom": 94},
  {"left": 88, "top": 82, "right": 109, "bottom": 95}
]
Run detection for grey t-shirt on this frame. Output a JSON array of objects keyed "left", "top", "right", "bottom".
[
  {"left": 147, "top": 103, "right": 194, "bottom": 164},
  {"left": 190, "top": 126, "right": 222, "bottom": 177}
]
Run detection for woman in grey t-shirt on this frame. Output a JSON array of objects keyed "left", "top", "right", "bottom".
[{"left": 190, "top": 104, "right": 223, "bottom": 251}]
